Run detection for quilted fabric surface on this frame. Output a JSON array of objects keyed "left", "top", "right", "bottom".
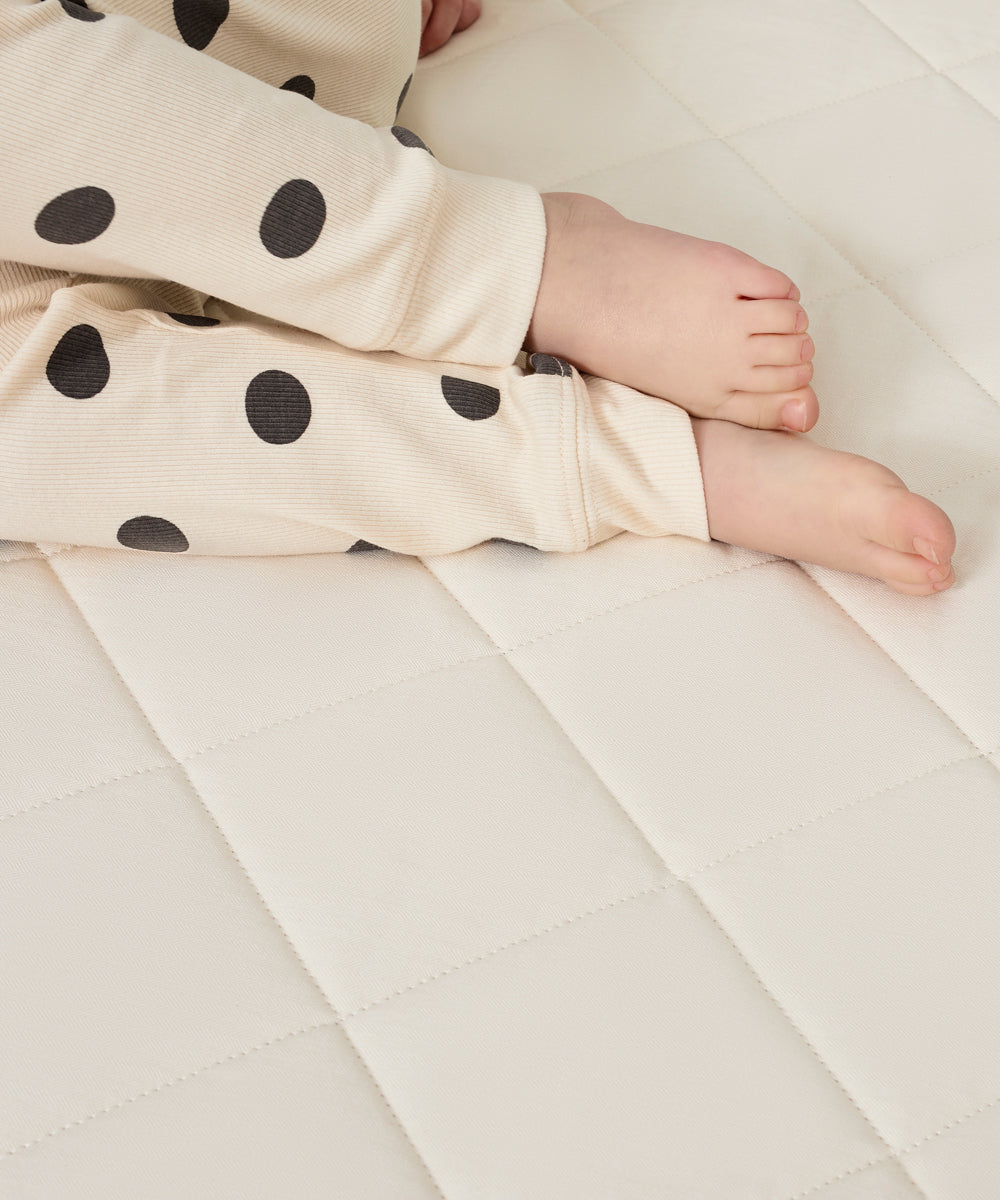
[{"left": 3, "top": 1, "right": 1000, "bottom": 1197}]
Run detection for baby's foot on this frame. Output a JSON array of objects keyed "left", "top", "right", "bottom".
[
  {"left": 527, "top": 192, "right": 819, "bottom": 432},
  {"left": 691, "top": 419, "right": 956, "bottom": 594}
]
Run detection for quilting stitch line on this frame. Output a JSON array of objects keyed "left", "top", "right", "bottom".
[
  {"left": 421, "top": 555, "right": 933, "bottom": 1200},
  {"left": 801, "top": 565, "right": 1000, "bottom": 763},
  {"left": 419, "top": 559, "right": 696, "bottom": 871},
  {"left": 851, "top": 0, "right": 1000, "bottom": 91},
  {"left": 498, "top": 554, "right": 776, "bottom": 652},
  {"left": 507, "top": 27, "right": 956, "bottom": 1199},
  {"left": 2, "top": 554, "right": 771, "bottom": 832},
  {"left": 928, "top": 460, "right": 1000, "bottom": 499},
  {"left": 558, "top": 0, "right": 1000, "bottom": 780},
  {"left": 0, "top": 757, "right": 173, "bottom": 825},
  {"left": 563, "top": 0, "right": 1000, "bottom": 469},
  {"left": 0, "top": 1020, "right": 337, "bottom": 1159},
  {"left": 342, "top": 879, "right": 677, "bottom": 1020},
  {"left": 681, "top": 877, "right": 933, "bottom": 1200},
  {"left": 788, "top": 1085, "right": 1000, "bottom": 1199},
  {"left": 565, "top": 0, "right": 933, "bottom": 144},
  {"left": 786, "top": 1151, "right": 909, "bottom": 1200},
  {"left": 685, "top": 751, "right": 986, "bottom": 879},
  {"left": 0, "top": 644, "right": 504, "bottom": 826},
  {"left": 30, "top": 556, "right": 452, "bottom": 1200}
]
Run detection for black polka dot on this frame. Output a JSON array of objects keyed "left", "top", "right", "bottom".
[
  {"left": 117, "top": 516, "right": 190, "bottom": 553},
  {"left": 259, "top": 179, "right": 326, "bottom": 258},
  {"left": 441, "top": 376, "right": 501, "bottom": 421},
  {"left": 167, "top": 312, "right": 220, "bottom": 327},
  {"left": 245, "top": 369, "right": 311, "bottom": 444},
  {"left": 173, "top": 0, "right": 229, "bottom": 49},
  {"left": 391, "top": 126, "right": 433, "bottom": 155},
  {"left": 57, "top": 0, "right": 104, "bottom": 21},
  {"left": 529, "top": 353, "right": 573, "bottom": 377},
  {"left": 46, "top": 324, "right": 110, "bottom": 399},
  {"left": 280, "top": 74, "right": 316, "bottom": 100},
  {"left": 396, "top": 75, "right": 412, "bottom": 117},
  {"left": 35, "top": 186, "right": 115, "bottom": 245},
  {"left": 347, "top": 539, "right": 388, "bottom": 553}
]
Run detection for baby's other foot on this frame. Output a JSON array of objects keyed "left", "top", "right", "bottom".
[
  {"left": 527, "top": 192, "right": 818, "bottom": 432},
  {"left": 691, "top": 419, "right": 956, "bottom": 594}
]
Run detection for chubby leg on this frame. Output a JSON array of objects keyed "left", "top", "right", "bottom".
[{"left": 691, "top": 419, "right": 956, "bottom": 594}]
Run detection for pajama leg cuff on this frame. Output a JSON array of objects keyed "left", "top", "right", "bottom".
[{"left": 578, "top": 374, "right": 710, "bottom": 548}]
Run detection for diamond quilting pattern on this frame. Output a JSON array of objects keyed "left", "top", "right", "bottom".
[{"left": 3, "top": 1, "right": 999, "bottom": 1197}]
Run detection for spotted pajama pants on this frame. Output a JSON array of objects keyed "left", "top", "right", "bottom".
[{"left": 0, "top": 0, "right": 708, "bottom": 557}]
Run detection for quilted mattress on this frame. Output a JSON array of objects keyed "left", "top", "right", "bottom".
[{"left": 4, "top": 1, "right": 1000, "bottom": 1196}]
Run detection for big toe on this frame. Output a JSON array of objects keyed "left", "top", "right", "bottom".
[
  {"left": 738, "top": 258, "right": 800, "bottom": 301},
  {"left": 718, "top": 386, "right": 819, "bottom": 432}
]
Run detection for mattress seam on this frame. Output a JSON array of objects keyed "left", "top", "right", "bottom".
[
  {"left": 568, "top": 0, "right": 932, "bottom": 146},
  {"left": 684, "top": 749, "right": 988, "bottom": 879},
  {"left": 800, "top": 564, "right": 1000, "bottom": 759},
  {"left": 500, "top": 553, "right": 776, "bottom": 650},
  {"left": 420, "top": 556, "right": 927, "bottom": 1193},
  {"left": 32, "top": 556, "right": 452, "bottom": 1200},
  {"left": 927, "top": 460, "right": 1000, "bottom": 499},
  {"left": 2, "top": 556, "right": 778, "bottom": 828},
  {"left": 681, "top": 877, "right": 934, "bottom": 1200},
  {"left": 0, "top": 1020, "right": 338, "bottom": 1160},
  {"left": 343, "top": 879, "right": 678, "bottom": 1020},
  {"left": 0, "top": 757, "right": 174, "bottom": 826},
  {"left": 851, "top": 0, "right": 1000, "bottom": 94},
  {"left": 564, "top": 0, "right": 1000, "bottom": 452},
  {"left": 37, "top": 559, "right": 339, "bottom": 1012},
  {"left": 419, "top": 560, "right": 678, "bottom": 865},
  {"left": 787, "top": 1085, "right": 1000, "bottom": 1199}
]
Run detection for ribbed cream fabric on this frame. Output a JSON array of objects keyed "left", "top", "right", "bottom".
[{"left": 0, "top": 0, "right": 709, "bottom": 556}]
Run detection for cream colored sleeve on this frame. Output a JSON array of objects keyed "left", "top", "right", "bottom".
[{"left": 0, "top": 0, "right": 546, "bottom": 367}]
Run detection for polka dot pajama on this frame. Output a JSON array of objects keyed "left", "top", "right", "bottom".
[{"left": 0, "top": 0, "right": 709, "bottom": 556}]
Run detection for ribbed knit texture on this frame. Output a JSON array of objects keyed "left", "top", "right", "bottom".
[{"left": 0, "top": 0, "right": 709, "bottom": 557}]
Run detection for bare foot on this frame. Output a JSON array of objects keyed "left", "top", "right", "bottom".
[
  {"left": 420, "top": 0, "right": 482, "bottom": 56},
  {"left": 691, "top": 419, "right": 956, "bottom": 594},
  {"left": 526, "top": 192, "right": 818, "bottom": 433}
]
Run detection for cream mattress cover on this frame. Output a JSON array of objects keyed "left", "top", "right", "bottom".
[{"left": 3, "top": 1, "right": 1000, "bottom": 1197}]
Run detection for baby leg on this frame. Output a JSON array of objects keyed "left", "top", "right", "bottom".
[{"left": 0, "top": 272, "right": 708, "bottom": 557}]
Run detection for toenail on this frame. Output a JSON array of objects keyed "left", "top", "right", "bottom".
[
  {"left": 795, "top": 309, "right": 808, "bottom": 332},
  {"left": 913, "top": 536, "right": 940, "bottom": 565},
  {"left": 780, "top": 400, "right": 806, "bottom": 431},
  {"left": 800, "top": 336, "right": 814, "bottom": 361}
]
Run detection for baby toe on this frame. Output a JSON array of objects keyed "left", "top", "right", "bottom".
[
  {"left": 749, "top": 333, "right": 814, "bottom": 366},
  {"left": 743, "top": 362, "right": 814, "bottom": 394},
  {"left": 742, "top": 298, "right": 808, "bottom": 335},
  {"left": 861, "top": 543, "right": 954, "bottom": 595}
]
